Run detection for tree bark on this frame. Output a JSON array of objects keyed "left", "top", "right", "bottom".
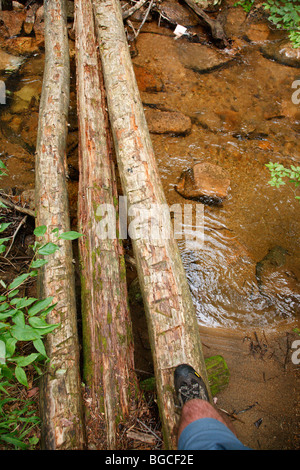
[
  {"left": 92, "top": 0, "right": 212, "bottom": 449},
  {"left": 75, "top": 0, "right": 138, "bottom": 449},
  {"left": 35, "top": 0, "right": 86, "bottom": 450}
]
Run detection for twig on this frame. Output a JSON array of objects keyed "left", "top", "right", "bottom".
[
  {"left": 4, "top": 216, "right": 27, "bottom": 258},
  {"left": 218, "top": 408, "right": 245, "bottom": 423},
  {"left": 137, "top": 418, "right": 162, "bottom": 442},
  {"left": 134, "top": 0, "right": 154, "bottom": 39},
  {"left": 0, "top": 195, "right": 35, "bottom": 218},
  {"left": 123, "top": 0, "right": 149, "bottom": 20}
]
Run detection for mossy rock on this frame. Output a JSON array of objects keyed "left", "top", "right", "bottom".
[
  {"left": 205, "top": 355, "right": 230, "bottom": 397},
  {"left": 139, "top": 355, "right": 230, "bottom": 396}
]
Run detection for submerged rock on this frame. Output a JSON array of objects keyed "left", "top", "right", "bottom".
[
  {"left": 175, "top": 162, "right": 230, "bottom": 204},
  {"left": 261, "top": 40, "right": 300, "bottom": 68},
  {"left": 145, "top": 108, "right": 192, "bottom": 135},
  {"left": 176, "top": 42, "right": 235, "bottom": 74},
  {"left": 0, "top": 49, "right": 25, "bottom": 74},
  {"left": 134, "top": 65, "right": 164, "bottom": 93}
]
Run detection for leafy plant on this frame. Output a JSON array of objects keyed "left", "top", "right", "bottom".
[
  {"left": 0, "top": 159, "right": 83, "bottom": 449},
  {"left": 263, "top": 0, "right": 300, "bottom": 48},
  {"left": 266, "top": 162, "right": 300, "bottom": 200},
  {"left": 234, "top": 0, "right": 300, "bottom": 48},
  {"left": 234, "top": 0, "right": 255, "bottom": 13}
]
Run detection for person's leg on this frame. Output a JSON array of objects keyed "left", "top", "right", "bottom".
[
  {"left": 174, "top": 364, "right": 251, "bottom": 450},
  {"left": 178, "top": 398, "right": 236, "bottom": 440}
]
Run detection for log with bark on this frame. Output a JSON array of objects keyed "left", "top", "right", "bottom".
[
  {"left": 92, "top": 0, "right": 212, "bottom": 449},
  {"left": 75, "top": 0, "right": 138, "bottom": 449},
  {"left": 35, "top": 0, "right": 86, "bottom": 450}
]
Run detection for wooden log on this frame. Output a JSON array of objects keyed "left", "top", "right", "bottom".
[
  {"left": 75, "top": 0, "right": 138, "bottom": 449},
  {"left": 35, "top": 0, "right": 86, "bottom": 450},
  {"left": 92, "top": 0, "right": 212, "bottom": 449}
]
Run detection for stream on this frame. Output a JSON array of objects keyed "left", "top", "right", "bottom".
[{"left": 0, "top": 1, "right": 299, "bottom": 333}]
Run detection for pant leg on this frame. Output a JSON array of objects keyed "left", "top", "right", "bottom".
[{"left": 178, "top": 417, "right": 251, "bottom": 450}]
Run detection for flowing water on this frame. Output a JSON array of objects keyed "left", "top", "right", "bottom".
[{"left": 0, "top": 5, "right": 299, "bottom": 332}]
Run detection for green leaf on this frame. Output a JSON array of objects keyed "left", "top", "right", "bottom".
[
  {"left": 8, "top": 289, "right": 20, "bottom": 298},
  {"left": 12, "top": 353, "right": 40, "bottom": 367},
  {"left": 28, "top": 317, "right": 49, "bottom": 328},
  {"left": 0, "top": 434, "right": 28, "bottom": 450},
  {"left": 27, "top": 297, "right": 54, "bottom": 317},
  {"left": 12, "top": 311, "right": 25, "bottom": 327},
  {"left": 32, "top": 324, "right": 60, "bottom": 336},
  {"left": 0, "top": 223, "right": 11, "bottom": 233},
  {"left": 15, "top": 365, "right": 28, "bottom": 387},
  {"left": 33, "top": 339, "right": 47, "bottom": 357},
  {"left": 33, "top": 323, "right": 60, "bottom": 335},
  {"left": 10, "top": 297, "right": 37, "bottom": 309},
  {"left": 0, "top": 340, "right": 5, "bottom": 364},
  {"left": 58, "top": 231, "right": 83, "bottom": 241},
  {"left": 33, "top": 225, "right": 47, "bottom": 237},
  {"left": 4, "top": 337, "right": 17, "bottom": 357},
  {"left": 11, "top": 325, "right": 41, "bottom": 341},
  {"left": 30, "top": 259, "right": 48, "bottom": 269},
  {"left": 37, "top": 242, "right": 59, "bottom": 256},
  {"left": 8, "top": 273, "right": 31, "bottom": 291},
  {"left": 0, "top": 237, "right": 10, "bottom": 245}
]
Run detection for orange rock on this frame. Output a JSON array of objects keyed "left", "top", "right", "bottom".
[
  {"left": 175, "top": 162, "right": 230, "bottom": 204},
  {"left": 134, "top": 65, "right": 163, "bottom": 93},
  {"left": 0, "top": 11, "right": 26, "bottom": 38},
  {"left": 145, "top": 108, "right": 192, "bottom": 135}
]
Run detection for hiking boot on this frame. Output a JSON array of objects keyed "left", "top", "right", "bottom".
[{"left": 174, "top": 363, "right": 209, "bottom": 407}]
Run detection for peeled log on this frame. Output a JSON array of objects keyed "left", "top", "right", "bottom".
[
  {"left": 92, "top": 0, "right": 212, "bottom": 449},
  {"left": 75, "top": 0, "right": 138, "bottom": 449},
  {"left": 35, "top": 0, "right": 85, "bottom": 450}
]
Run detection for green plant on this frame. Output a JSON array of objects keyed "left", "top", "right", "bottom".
[
  {"left": 0, "top": 159, "right": 82, "bottom": 449},
  {"left": 266, "top": 162, "right": 300, "bottom": 200},
  {"left": 263, "top": 0, "right": 300, "bottom": 48},
  {"left": 234, "top": 0, "right": 255, "bottom": 13},
  {"left": 234, "top": 0, "right": 300, "bottom": 48}
]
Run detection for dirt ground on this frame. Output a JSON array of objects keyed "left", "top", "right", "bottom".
[{"left": 198, "top": 325, "right": 299, "bottom": 450}]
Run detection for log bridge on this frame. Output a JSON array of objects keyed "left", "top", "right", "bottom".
[{"left": 35, "top": 0, "right": 211, "bottom": 450}]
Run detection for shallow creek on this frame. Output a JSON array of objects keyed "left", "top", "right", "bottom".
[{"left": 0, "top": 5, "right": 299, "bottom": 333}]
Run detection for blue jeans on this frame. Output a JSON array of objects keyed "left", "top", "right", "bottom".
[{"left": 178, "top": 418, "right": 251, "bottom": 450}]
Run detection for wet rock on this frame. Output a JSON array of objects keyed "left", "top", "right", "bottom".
[
  {"left": 145, "top": 108, "right": 192, "bottom": 135},
  {"left": 0, "top": 11, "right": 26, "bottom": 38},
  {"left": 244, "top": 23, "right": 271, "bottom": 44},
  {"left": 176, "top": 42, "right": 235, "bottom": 74},
  {"left": 24, "top": 4, "right": 39, "bottom": 35},
  {"left": 0, "top": 49, "right": 25, "bottom": 74},
  {"left": 11, "top": 80, "right": 42, "bottom": 113},
  {"left": 175, "top": 162, "right": 230, "bottom": 204},
  {"left": 224, "top": 7, "right": 247, "bottom": 38},
  {"left": 134, "top": 65, "right": 164, "bottom": 93},
  {"left": 261, "top": 40, "right": 300, "bottom": 68}
]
